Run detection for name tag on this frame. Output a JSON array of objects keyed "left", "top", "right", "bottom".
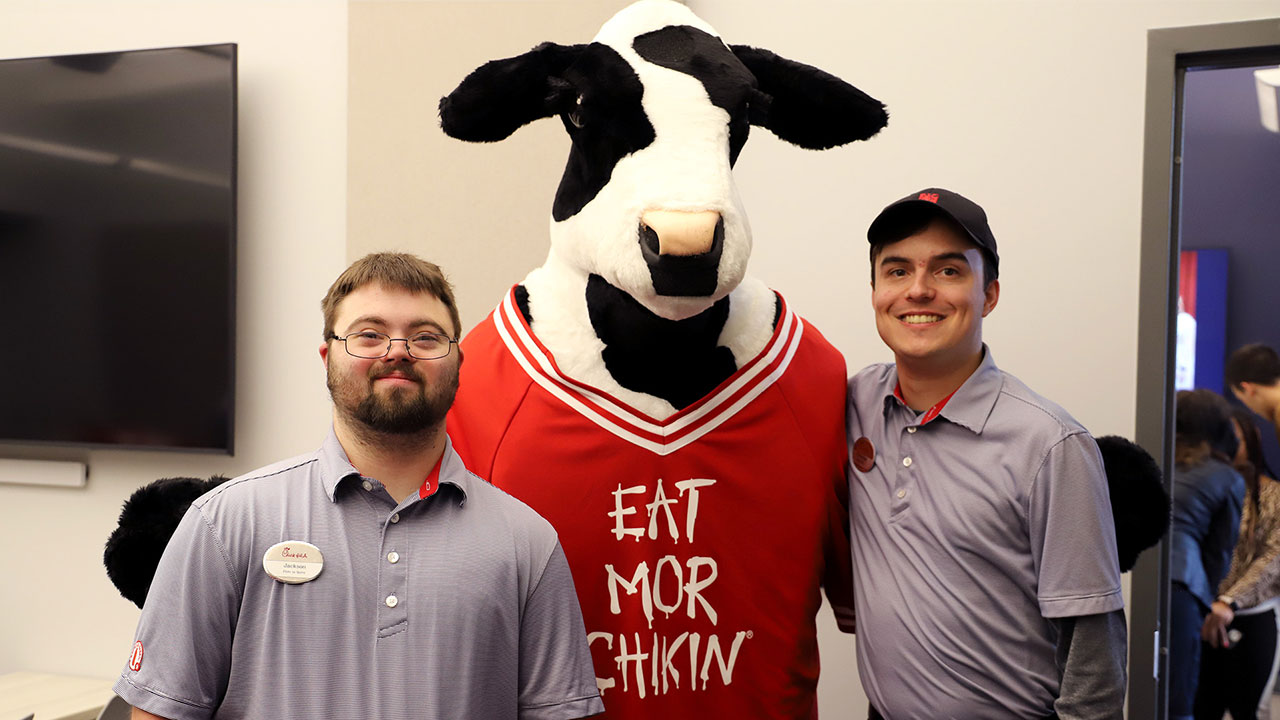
[{"left": 263, "top": 541, "right": 324, "bottom": 584}]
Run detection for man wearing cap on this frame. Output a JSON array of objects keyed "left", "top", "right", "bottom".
[{"left": 846, "top": 189, "right": 1126, "bottom": 719}]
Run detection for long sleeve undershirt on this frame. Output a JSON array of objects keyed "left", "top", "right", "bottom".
[{"left": 1053, "top": 609, "right": 1128, "bottom": 720}]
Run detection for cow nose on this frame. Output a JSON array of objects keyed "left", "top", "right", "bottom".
[{"left": 641, "top": 210, "right": 722, "bottom": 256}]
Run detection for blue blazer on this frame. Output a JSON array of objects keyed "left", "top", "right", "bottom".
[{"left": 1170, "top": 458, "right": 1246, "bottom": 608}]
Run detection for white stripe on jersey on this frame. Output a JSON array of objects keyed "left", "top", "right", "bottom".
[{"left": 492, "top": 289, "right": 804, "bottom": 455}]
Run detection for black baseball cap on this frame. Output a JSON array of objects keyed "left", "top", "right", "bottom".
[{"left": 867, "top": 188, "right": 999, "bottom": 275}]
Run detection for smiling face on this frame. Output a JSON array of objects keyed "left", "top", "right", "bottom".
[
  {"left": 321, "top": 282, "right": 460, "bottom": 436},
  {"left": 872, "top": 219, "right": 999, "bottom": 376}
]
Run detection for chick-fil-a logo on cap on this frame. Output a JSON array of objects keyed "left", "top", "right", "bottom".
[{"left": 129, "top": 641, "right": 144, "bottom": 672}]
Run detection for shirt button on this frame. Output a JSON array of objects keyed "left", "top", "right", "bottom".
[
  {"left": 390, "top": 513, "right": 400, "bottom": 524},
  {"left": 907, "top": 427, "right": 917, "bottom": 434},
  {"left": 897, "top": 490, "right": 907, "bottom": 499},
  {"left": 387, "top": 551, "right": 400, "bottom": 564},
  {"left": 902, "top": 457, "right": 913, "bottom": 467},
  {"left": 385, "top": 594, "right": 398, "bottom": 608},
  {"left": 362, "top": 480, "right": 373, "bottom": 491}
]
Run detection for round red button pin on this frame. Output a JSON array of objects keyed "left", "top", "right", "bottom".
[{"left": 853, "top": 437, "right": 875, "bottom": 472}]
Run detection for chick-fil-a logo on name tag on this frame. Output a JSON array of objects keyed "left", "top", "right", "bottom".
[{"left": 262, "top": 541, "right": 324, "bottom": 584}]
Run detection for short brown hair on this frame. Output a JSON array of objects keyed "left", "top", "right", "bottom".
[
  {"left": 321, "top": 252, "right": 462, "bottom": 340},
  {"left": 1225, "top": 343, "right": 1280, "bottom": 390}
]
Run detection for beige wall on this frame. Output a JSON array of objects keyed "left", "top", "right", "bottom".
[
  {"left": 0, "top": 0, "right": 349, "bottom": 679},
  {"left": 348, "top": 0, "right": 635, "bottom": 328}
]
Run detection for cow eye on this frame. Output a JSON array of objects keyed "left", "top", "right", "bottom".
[{"left": 566, "top": 96, "right": 585, "bottom": 129}]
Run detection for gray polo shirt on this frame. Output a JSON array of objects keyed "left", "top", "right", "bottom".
[
  {"left": 114, "top": 430, "right": 604, "bottom": 720},
  {"left": 847, "top": 348, "right": 1122, "bottom": 719}
]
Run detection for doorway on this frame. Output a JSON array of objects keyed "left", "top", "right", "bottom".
[{"left": 1135, "top": 17, "right": 1280, "bottom": 720}]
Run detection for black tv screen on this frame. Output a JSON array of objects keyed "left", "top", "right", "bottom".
[{"left": 0, "top": 44, "right": 236, "bottom": 452}]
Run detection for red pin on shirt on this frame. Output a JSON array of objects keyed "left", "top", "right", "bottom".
[{"left": 852, "top": 437, "right": 876, "bottom": 472}]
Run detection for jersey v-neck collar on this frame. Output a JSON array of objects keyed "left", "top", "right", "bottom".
[{"left": 491, "top": 287, "right": 805, "bottom": 456}]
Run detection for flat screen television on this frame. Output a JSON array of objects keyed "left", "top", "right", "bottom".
[{"left": 0, "top": 43, "right": 236, "bottom": 453}]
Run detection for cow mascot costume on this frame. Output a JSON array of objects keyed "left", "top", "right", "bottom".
[{"left": 440, "top": 1, "right": 883, "bottom": 717}]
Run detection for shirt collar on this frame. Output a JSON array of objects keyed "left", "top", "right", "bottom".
[
  {"left": 881, "top": 345, "right": 1004, "bottom": 435},
  {"left": 891, "top": 383, "right": 957, "bottom": 426},
  {"left": 319, "top": 427, "right": 472, "bottom": 506}
]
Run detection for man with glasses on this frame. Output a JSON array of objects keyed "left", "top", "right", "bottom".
[{"left": 115, "top": 253, "right": 603, "bottom": 720}]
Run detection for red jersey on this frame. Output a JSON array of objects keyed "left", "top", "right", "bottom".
[{"left": 448, "top": 287, "right": 853, "bottom": 719}]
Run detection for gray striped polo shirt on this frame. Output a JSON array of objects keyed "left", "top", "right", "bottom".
[
  {"left": 114, "top": 430, "right": 604, "bottom": 720},
  {"left": 847, "top": 347, "right": 1123, "bottom": 719}
]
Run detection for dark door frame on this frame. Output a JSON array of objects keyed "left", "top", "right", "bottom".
[{"left": 1133, "top": 16, "right": 1280, "bottom": 720}]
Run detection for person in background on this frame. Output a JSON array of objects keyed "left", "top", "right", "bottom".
[
  {"left": 114, "top": 253, "right": 603, "bottom": 720},
  {"left": 846, "top": 187, "right": 1126, "bottom": 719},
  {"left": 1168, "top": 389, "right": 1246, "bottom": 720},
  {"left": 1226, "top": 343, "right": 1280, "bottom": 446},
  {"left": 1195, "top": 407, "right": 1280, "bottom": 720}
]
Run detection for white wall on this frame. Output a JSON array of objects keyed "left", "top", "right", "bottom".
[
  {"left": 0, "top": 0, "right": 348, "bottom": 679},
  {"left": 689, "top": 1, "right": 1280, "bottom": 715},
  {"left": 347, "top": 0, "right": 634, "bottom": 315}
]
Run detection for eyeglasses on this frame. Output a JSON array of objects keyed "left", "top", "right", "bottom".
[{"left": 327, "top": 331, "right": 458, "bottom": 360}]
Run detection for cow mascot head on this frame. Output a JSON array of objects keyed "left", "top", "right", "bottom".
[{"left": 441, "top": 0, "right": 887, "bottom": 417}]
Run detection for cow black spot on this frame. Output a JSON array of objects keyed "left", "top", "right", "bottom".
[
  {"left": 552, "top": 44, "right": 656, "bottom": 222},
  {"left": 633, "top": 25, "right": 756, "bottom": 165},
  {"left": 514, "top": 284, "right": 533, "bottom": 324},
  {"left": 638, "top": 215, "right": 724, "bottom": 297},
  {"left": 586, "top": 273, "right": 736, "bottom": 410}
]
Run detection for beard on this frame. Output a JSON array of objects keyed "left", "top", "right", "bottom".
[{"left": 327, "top": 359, "right": 459, "bottom": 436}]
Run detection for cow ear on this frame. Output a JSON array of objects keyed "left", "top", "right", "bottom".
[
  {"left": 731, "top": 45, "right": 888, "bottom": 150},
  {"left": 440, "top": 42, "right": 586, "bottom": 142}
]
